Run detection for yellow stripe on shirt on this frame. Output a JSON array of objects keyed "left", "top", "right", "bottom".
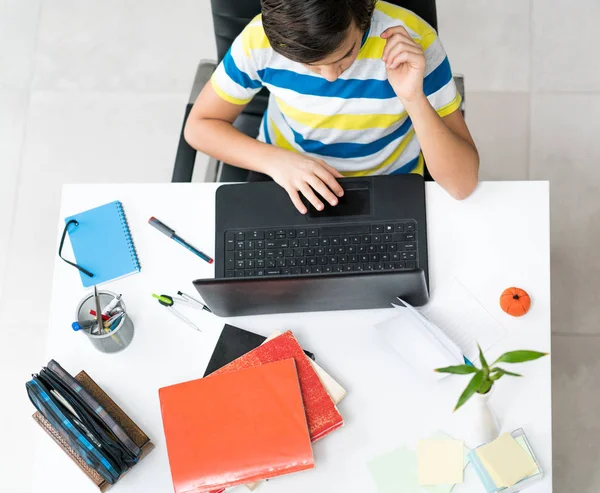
[
  {"left": 211, "top": 76, "right": 252, "bottom": 105},
  {"left": 357, "top": 30, "right": 436, "bottom": 60},
  {"left": 376, "top": 1, "right": 437, "bottom": 41},
  {"left": 241, "top": 15, "right": 270, "bottom": 57},
  {"left": 271, "top": 119, "right": 298, "bottom": 152},
  {"left": 276, "top": 97, "right": 406, "bottom": 131},
  {"left": 436, "top": 93, "right": 462, "bottom": 118},
  {"left": 341, "top": 129, "right": 416, "bottom": 177},
  {"left": 411, "top": 153, "right": 424, "bottom": 175},
  {"left": 356, "top": 37, "right": 387, "bottom": 60}
]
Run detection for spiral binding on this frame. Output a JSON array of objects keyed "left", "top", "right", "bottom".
[{"left": 115, "top": 202, "right": 141, "bottom": 272}]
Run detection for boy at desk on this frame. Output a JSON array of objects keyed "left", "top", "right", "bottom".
[{"left": 185, "top": 0, "right": 479, "bottom": 213}]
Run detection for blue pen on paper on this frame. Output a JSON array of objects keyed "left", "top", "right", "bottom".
[{"left": 148, "top": 217, "right": 213, "bottom": 264}]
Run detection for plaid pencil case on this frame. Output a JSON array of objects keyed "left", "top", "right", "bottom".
[
  {"left": 45, "top": 360, "right": 141, "bottom": 459},
  {"left": 26, "top": 360, "right": 142, "bottom": 484}
]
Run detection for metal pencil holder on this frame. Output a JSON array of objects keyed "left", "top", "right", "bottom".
[{"left": 75, "top": 290, "right": 135, "bottom": 353}]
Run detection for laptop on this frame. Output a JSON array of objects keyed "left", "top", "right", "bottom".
[{"left": 194, "top": 175, "right": 429, "bottom": 316}]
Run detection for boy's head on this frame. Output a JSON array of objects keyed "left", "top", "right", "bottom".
[{"left": 261, "top": 0, "right": 376, "bottom": 81}]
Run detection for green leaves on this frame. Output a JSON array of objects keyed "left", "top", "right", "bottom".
[
  {"left": 493, "top": 350, "right": 548, "bottom": 365},
  {"left": 454, "top": 371, "right": 484, "bottom": 412},
  {"left": 492, "top": 368, "right": 523, "bottom": 378},
  {"left": 435, "top": 365, "right": 478, "bottom": 375},
  {"left": 490, "top": 366, "right": 524, "bottom": 383},
  {"left": 435, "top": 345, "right": 548, "bottom": 411},
  {"left": 478, "top": 344, "right": 489, "bottom": 372},
  {"left": 435, "top": 346, "right": 548, "bottom": 412}
]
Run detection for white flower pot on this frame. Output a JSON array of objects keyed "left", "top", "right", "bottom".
[{"left": 460, "top": 389, "right": 500, "bottom": 448}]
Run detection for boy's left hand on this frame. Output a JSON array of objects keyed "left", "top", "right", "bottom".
[{"left": 381, "top": 26, "right": 426, "bottom": 103}]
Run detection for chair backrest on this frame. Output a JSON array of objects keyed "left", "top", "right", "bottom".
[{"left": 210, "top": 0, "right": 438, "bottom": 116}]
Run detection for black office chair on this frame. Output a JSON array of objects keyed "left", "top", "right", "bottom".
[{"left": 172, "top": 0, "right": 464, "bottom": 183}]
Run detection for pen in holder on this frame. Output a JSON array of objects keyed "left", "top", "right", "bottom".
[{"left": 75, "top": 290, "right": 135, "bottom": 353}]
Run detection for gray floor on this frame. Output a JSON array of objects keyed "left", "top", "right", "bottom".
[{"left": 1, "top": 0, "right": 599, "bottom": 491}]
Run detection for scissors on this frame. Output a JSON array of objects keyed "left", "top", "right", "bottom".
[{"left": 152, "top": 293, "right": 203, "bottom": 332}]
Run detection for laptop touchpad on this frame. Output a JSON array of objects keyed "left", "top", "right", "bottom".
[{"left": 304, "top": 181, "right": 371, "bottom": 218}]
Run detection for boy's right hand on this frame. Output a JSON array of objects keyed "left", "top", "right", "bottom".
[{"left": 265, "top": 153, "right": 345, "bottom": 214}]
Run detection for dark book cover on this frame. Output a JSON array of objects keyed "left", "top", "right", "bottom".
[{"left": 203, "top": 324, "right": 314, "bottom": 377}]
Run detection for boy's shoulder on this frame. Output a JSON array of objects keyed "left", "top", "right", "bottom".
[
  {"left": 239, "top": 14, "right": 271, "bottom": 57},
  {"left": 372, "top": 1, "right": 436, "bottom": 41}
]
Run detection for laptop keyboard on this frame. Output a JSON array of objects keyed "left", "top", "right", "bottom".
[{"left": 223, "top": 221, "right": 418, "bottom": 278}]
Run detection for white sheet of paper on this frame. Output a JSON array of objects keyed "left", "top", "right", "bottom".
[
  {"left": 396, "top": 301, "right": 464, "bottom": 363},
  {"left": 376, "top": 308, "right": 461, "bottom": 381},
  {"left": 417, "top": 278, "right": 506, "bottom": 362}
]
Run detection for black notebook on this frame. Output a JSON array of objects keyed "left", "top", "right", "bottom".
[{"left": 203, "top": 324, "right": 315, "bottom": 377}]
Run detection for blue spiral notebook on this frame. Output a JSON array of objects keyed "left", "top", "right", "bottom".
[{"left": 65, "top": 201, "right": 140, "bottom": 287}]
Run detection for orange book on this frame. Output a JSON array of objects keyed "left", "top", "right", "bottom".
[
  {"left": 159, "top": 359, "right": 314, "bottom": 493},
  {"left": 211, "top": 330, "right": 344, "bottom": 441}
]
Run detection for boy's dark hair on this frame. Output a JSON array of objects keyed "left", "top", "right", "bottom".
[{"left": 261, "top": 0, "right": 376, "bottom": 64}]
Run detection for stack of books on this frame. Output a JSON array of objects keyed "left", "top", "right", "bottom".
[{"left": 159, "top": 326, "right": 346, "bottom": 493}]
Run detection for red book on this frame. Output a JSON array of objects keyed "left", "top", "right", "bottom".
[
  {"left": 159, "top": 359, "right": 314, "bottom": 493},
  {"left": 211, "top": 330, "right": 344, "bottom": 441}
]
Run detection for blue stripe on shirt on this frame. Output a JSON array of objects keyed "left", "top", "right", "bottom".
[
  {"left": 391, "top": 155, "right": 420, "bottom": 174},
  {"left": 287, "top": 116, "right": 413, "bottom": 159},
  {"left": 255, "top": 58, "right": 451, "bottom": 100},
  {"left": 222, "top": 48, "right": 262, "bottom": 89},
  {"left": 258, "top": 68, "right": 397, "bottom": 99},
  {"left": 262, "top": 108, "right": 272, "bottom": 144},
  {"left": 423, "top": 57, "right": 452, "bottom": 96}
]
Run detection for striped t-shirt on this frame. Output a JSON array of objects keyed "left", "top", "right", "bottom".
[{"left": 211, "top": 1, "right": 461, "bottom": 176}]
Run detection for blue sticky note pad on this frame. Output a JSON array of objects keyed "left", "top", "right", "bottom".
[{"left": 65, "top": 201, "right": 140, "bottom": 287}]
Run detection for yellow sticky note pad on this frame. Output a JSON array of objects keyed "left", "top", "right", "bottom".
[
  {"left": 417, "top": 439, "right": 464, "bottom": 485},
  {"left": 476, "top": 433, "right": 538, "bottom": 487}
]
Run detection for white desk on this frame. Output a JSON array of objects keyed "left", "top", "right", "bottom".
[{"left": 32, "top": 182, "right": 552, "bottom": 493}]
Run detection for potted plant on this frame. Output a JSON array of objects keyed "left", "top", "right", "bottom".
[{"left": 435, "top": 346, "right": 547, "bottom": 445}]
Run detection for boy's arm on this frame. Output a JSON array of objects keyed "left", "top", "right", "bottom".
[
  {"left": 403, "top": 97, "right": 478, "bottom": 200},
  {"left": 184, "top": 82, "right": 344, "bottom": 213},
  {"left": 382, "top": 26, "right": 479, "bottom": 199},
  {"left": 184, "top": 82, "right": 280, "bottom": 178}
]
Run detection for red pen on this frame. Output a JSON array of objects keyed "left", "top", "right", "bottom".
[{"left": 90, "top": 309, "right": 110, "bottom": 321}]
